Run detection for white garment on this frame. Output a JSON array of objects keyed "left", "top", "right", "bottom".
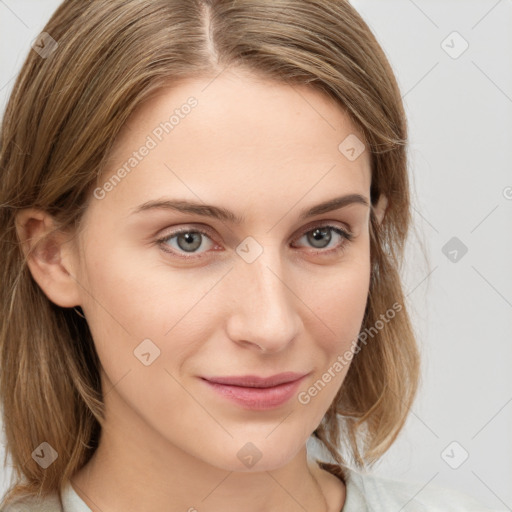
[
  {"left": 2, "top": 466, "right": 506, "bottom": 511},
  {"left": 341, "top": 468, "right": 506, "bottom": 511}
]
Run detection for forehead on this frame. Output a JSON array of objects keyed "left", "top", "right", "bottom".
[{"left": 93, "top": 69, "right": 371, "bottom": 221}]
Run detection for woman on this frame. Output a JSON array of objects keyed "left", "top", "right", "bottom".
[{"left": 0, "top": 1, "right": 503, "bottom": 510}]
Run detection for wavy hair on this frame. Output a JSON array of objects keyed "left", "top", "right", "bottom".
[{"left": 0, "top": 0, "right": 420, "bottom": 505}]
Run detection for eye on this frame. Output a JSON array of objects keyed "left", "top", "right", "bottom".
[
  {"left": 157, "top": 228, "right": 217, "bottom": 259},
  {"left": 156, "top": 223, "right": 354, "bottom": 260},
  {"left": 292, "top": 224, "right": 353, "bottom": 254}
]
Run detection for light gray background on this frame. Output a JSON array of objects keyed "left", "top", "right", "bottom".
[{"left": 1, "top": 0, "right": 511, "bottom": 509}]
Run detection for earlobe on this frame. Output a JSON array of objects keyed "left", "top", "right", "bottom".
[
  {"left": 15, "top": 208, "right": 82, "bottom": 308},
  {"left": 373, "top": 194, "right": 388, "bottom": 224}
]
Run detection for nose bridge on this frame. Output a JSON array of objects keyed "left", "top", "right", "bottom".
[{"left": 225, "top": 245, "right": 301, "bottom": 352}]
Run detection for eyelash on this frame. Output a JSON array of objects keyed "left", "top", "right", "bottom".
[{"left": 155, "top": 223, "right": 354, "bottom": 260}]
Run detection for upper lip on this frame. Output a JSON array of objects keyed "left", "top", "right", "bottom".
[{"left": 202, "top": 372, "right": 308, "bottom": 388}]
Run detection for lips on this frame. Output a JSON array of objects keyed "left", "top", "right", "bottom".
[{"left": 201, "top": 372, "right": 309, "bottom": 410}]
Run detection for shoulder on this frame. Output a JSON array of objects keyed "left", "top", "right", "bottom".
[
  {"left": 1, "top": 492, "right": 62, "bottom": 512},
  {"left": 343, "top": 468, "right": 506, "bottom": 512}
]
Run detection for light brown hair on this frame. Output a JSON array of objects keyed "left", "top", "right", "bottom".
[{"left": 0, "top": 0, "right": 420, "bottom": 505}]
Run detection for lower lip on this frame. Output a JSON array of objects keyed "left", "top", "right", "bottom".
[{"left": 202, "top": 377, "right": 305, "bottom": 410}]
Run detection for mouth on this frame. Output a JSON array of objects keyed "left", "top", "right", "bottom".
[{"left": 200, "top": 372, "right": 309, "bottom": 410}]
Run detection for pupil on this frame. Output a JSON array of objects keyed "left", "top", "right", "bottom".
[
  {"left": 309, "top": 227, "right": 331, "bottom": 248},
  {"left": 178, "top": 232, "right": 201, "bottom": 252}
]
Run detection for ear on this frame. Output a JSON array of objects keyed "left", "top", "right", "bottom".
[
  {"left": 373, "top": 194, "right": 388, "bottom": 224},
  {"left": 15, "top": 208, "right": 82, "bottom": 308}
]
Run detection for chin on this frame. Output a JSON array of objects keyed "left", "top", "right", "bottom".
[{"left": 202, "top": 433, "right": 307, "bottom": 473}]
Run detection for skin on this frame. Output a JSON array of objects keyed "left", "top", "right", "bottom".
[{"left": 16, "top": 67, "right": 387, "bottom": 512}]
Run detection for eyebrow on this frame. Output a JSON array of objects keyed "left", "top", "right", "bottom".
[{"left": 130, "top": 193, "right": 369, "bottom": 224}]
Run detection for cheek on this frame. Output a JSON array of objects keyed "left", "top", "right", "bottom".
[
  {"left": 76, "top": 241, "right": 216, "bottom": 433},
  {"left": 300, "top": 250, "right": 371, "bottom": 352},
  {"left": 77, "top": 236, "right": 220, "bottom": 375},
  {"left": 293, "top": 251, "right": 371, "bottom": 413}
]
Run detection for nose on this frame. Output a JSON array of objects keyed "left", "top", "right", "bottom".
[{"left": 224, "top": 248, "right": 302, "bottom": 353}]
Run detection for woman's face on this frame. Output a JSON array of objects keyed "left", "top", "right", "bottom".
[{"left": 69, "top": 68, "right": 378, "bottom": 472}]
